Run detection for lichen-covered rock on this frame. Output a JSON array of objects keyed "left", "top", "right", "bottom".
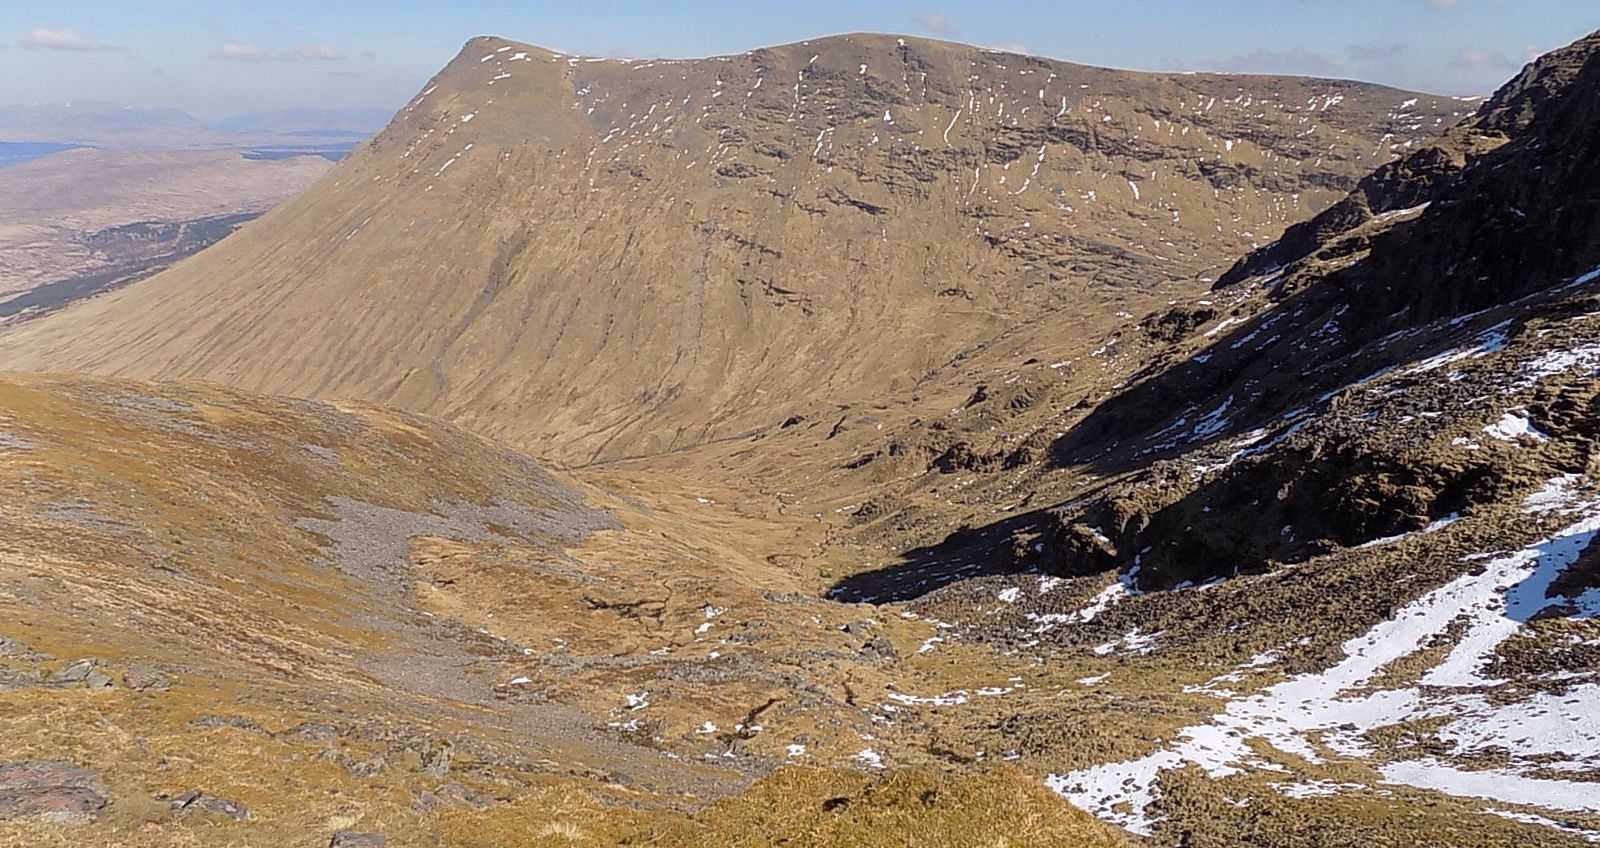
[{"left": 0, "top": 761, "right": 109, "bottom": 824}]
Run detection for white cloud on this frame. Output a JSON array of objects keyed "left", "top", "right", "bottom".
[
  {"left": 1346, "top": 43, "right": 1407, "bottom": 63},
  {"left": 1163, "top": 42, "right": 1409, "bottom": 78},
  {"left": 1453, "top": 47, "right": 1514, "bottom": 68},
  {"left": 291, "top": 46, "right": 342, "bottom": 61},
  {"left": 19, "top": 27, "right": 107, "bottom": 51},
  {"left": 915, "top": 12, "right": 956, "bottom": 36},
  {"left": 215, "top": 43, "right": 347, "bottom": 62},
  {"left": 216, "top": 43, "right": 270, "bottom": 62},
  {"left": 1165, "top": 48, "right": 1349, "bottom": 77}
]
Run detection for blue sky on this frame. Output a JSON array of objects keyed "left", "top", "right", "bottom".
[{"left": 3, "top": 1, "right": 1595, "bottom": 120}]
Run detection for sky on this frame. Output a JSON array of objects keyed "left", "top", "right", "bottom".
[{"left": 2, "top": 1, "right": 1595, "bottom": 121}]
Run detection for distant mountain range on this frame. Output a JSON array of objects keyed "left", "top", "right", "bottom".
[
  {"left": 0, "top": 102, "right": 393, "bottom": 148},
  {"left": 210, "top": 107, "right": 400, "bottom": 136}
]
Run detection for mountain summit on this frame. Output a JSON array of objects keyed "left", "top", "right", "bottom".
[{"left": 0, "top": 33, "right": 1463, "bottom": 463}]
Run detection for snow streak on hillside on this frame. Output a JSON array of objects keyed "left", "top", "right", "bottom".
[{"left": 1048, "top": 474, "right": 1600, "bottom": 835}]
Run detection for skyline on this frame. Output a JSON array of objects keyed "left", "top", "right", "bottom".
[{"left": 3, "top": 1, "right": 1596, "bottom": 121}]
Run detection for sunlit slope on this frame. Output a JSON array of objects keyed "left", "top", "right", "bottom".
[{"left": 0, "top": 34, "right": 1465, "bottom": 464}]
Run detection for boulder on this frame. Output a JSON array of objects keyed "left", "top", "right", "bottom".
[
  {"left": 0, "top": 761, "right": 109, "bottom": 824},
  {"left": 123, "top": 664, "right": 172, "bottom": 692}
]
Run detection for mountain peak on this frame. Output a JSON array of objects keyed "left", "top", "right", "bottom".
[{"left": 0, "top": 30, "right": 1467, "bottom": 464}]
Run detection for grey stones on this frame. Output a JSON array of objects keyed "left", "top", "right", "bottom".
[
  {"left": 46, "top": 658, "right": 114, "bottom": 690},
  {"left": 420, "top": 739, "right": 453, "bottom": 780},
  {"left": 46, "top": 659, "right": 94, "bottom": 685},
  {"left": 168, "top": 789, "right": 251, "bottom": 821},
  {"left": 859, "top": 634, "right": 899, "bottom": 662},
  {"left": 0, "top": 639, "right": 51, "bottom": 691},
  {"left": 0, "top": 667, "right": 42, "bottom": 692},
  {"left": 330, "top": 830, "right": 387, "bottom": 847},
  {"left": 122, "top": 664, "right": 172, "bottom": 692},
  {"left": 281, "top": 721, "right": 340, "bottom": 744},
  {"left": 83, "top": 670, "right": 115, "bottom": 689},
  {"left": 0, "top": 761, "right": 109, "bottom": 824},
  {"left": 193, "top": 715, "right": 264, "bottom": 732},
  {"left": 0, "top": 652, "right": 168, "bottom": 693},
  {"left": 411, "top": 782, "right": 493, "bottom": 812},
  {"left": 0, "top": 637, "right": 41, "bottom": 660},
  {"left": 320, "top": 749, "right": 388, "bottom": 779}
]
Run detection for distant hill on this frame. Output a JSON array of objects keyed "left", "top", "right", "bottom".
[
  {"left": 0, "top": 102, "right": 389, "bottom": 148},
  {"left": 0, "top": 102, "right": 210, "bottom": 146},
  {"left": 211, "top": 107, "right": 396, "bottom": 136}
]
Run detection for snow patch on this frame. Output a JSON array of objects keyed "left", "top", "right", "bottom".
[
  {"left": 1483, "top": 410, "right": 1548, "bottom": 442},
  {"left": 1051, "top": 484, "right": 1600, "bottom": 831}
]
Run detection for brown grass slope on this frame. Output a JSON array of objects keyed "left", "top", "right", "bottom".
[
  {"left": 652, "top": 29, "right": 1600, "bottom": 588},
  {"left": 0, "top": 371, "right": 1129, "bottom": 847},
  {"left": 0, "top": 34, "right": 1465, "bottom": 464},
  {"left": 691, "top": 35, "right": 1600, "bottom": 846}
]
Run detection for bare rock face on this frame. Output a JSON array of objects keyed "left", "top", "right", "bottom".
[
  {"left": 1218, "top": 29, "right": 1600, "bottom": 304},
  {"left": 0, "top": 761, "right": 109, "bottom": 824},
  {"left": 1012, "top": 31, "right": 1600, "bottom": 593},
  {"left": 1553, "top": 535, "right": 1600, "bottom": 600}
]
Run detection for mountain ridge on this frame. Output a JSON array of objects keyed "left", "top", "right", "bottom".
[
  {"left": 458, "top": 31, "right": 1467, "bottom": 93},
  {"left": 0, "top": 32, "right": 1467, "bottom": 464}
]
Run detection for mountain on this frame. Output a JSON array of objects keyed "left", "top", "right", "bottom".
[
  {"left": 5, "top": 28, "right": 1600, "bottom": 848},
  {"left": 772, "top": 29, "right": 1600, "bottom": 843},
  {"left": 210, "top": 108, "right": 396, "bottom": 137},
  {"left": 0, "top": 34, "right": 1466, "bottom": 464},
  {"left": 0, "top": 103, "right": 210, "bottom": 146},
  {"left": 1218, "top": 29, "right": 1600, "bottom": 291},
  {"left": 0, "top": 102, "right": 383, "bottom": 149}
]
